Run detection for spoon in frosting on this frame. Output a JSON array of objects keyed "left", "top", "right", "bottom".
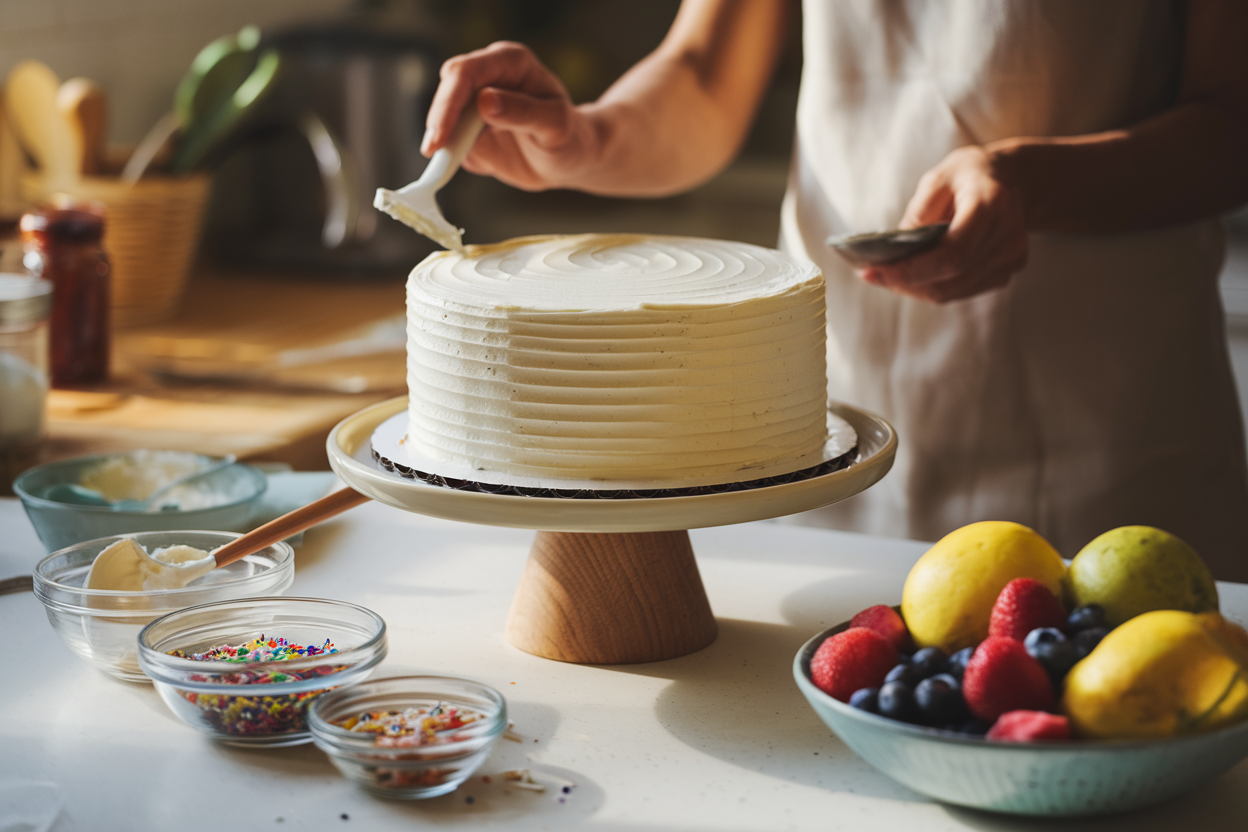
[
  {"left": 374, "top": 103, "right": 485, "bottom": 251},
  {"left": 84, "top": 487, "right": 371, "bottom": 592}
]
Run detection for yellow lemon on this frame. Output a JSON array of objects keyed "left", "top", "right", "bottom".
[
  {"left": 1067, "top": 526, "right": 1218, "bottom": 627},
  {"left": 1063, "top": 610, "right": 1248, "bottom": 739},
  {"left": 900, "top": 521, "right": 1066, "bottom": 653}
]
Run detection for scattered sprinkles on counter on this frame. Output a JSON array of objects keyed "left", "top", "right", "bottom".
[{"left": 167, "top": 634, "right": 345, "bottom": 736}]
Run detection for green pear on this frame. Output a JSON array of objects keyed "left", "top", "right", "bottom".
[{"left": 1066, "top": 526, "right": 1218, "bottom": 627}]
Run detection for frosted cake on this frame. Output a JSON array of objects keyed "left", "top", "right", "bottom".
[{"left": 397, "top": 233, "right": 839, "bottom": 489}]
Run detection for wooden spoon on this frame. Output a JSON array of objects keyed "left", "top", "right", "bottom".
[
  {"left": 57, "top": 78, "right": 107, "bottom": 175},
  {"left": 5, "top": 60, "right": 79, "bottom": 191},
  {"left": 211, "top": 486, "right": 371, "bottom": 569}
]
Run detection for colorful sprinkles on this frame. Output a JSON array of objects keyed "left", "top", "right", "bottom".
[
  {"left": 338, "top": 703, "right": 482, "bottom": 748},
  {"left": 167, "top": 635, "right": 345, "bottom": 736},
  {"left": 172, "top": 634, "right": 337, "bottom": 663}
]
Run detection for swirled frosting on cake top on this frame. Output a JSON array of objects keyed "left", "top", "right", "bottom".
[{"left": 405, "top": 234, "right": 829, "bottom": 486}]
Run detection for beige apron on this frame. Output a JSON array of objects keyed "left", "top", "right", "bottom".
[{"left": 780, "top": 0, "right": 1248, "bottom": 579}]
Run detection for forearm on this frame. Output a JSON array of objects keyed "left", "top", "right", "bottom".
[
  {"left": 989, "top": 0, "right": 1248, "bottom": 235},
  {"left": 559, "top": 0, "right": 789, "bottom": 197},
  {"left": 989, "top": 100, "right": 1248, "bottom": 234}
]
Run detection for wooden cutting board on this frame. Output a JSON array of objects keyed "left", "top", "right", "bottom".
[{"left": 39, "top": 270, "right": 409, "bottom": 471}]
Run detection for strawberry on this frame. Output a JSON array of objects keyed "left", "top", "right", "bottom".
[
  {"left": 988, "top": 578, "right": 1066, "bottom": 642},
  {"left": 986, "top": 710, "right": 1072, "bottom": 742},
  {"left": 810, "top": 627, "right": 899, "bottom": 702},
  {"left": 850, "top": 605, "right": 914, "bottom": 652},
  {"left": 962, "top": 636, "right": 1055, "bottom": 720}
]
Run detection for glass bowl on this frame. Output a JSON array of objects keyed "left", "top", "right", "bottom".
[
  {"left": 15, "top": 452, "right": 267, "bottom": 552},
  {"left": 138, "top": 597, "right": 387, "bottom": 747},
  {"left": 794, "top": 621, "right": 1248, "bottom": 816},
  {"left": 309, "top": 675, "right": 508, "bottom": 799},
  {"left": 33, "top": 530, "right": 294, "bottom": 682}
]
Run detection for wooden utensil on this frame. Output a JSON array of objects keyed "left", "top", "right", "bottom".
[
  {"left": 5, "top": 60, "right": 79, "bottom": 190},
  {"left": 211, "top": 486, "right": 370, "bottom": 569},
  {"left": 57, "top": 78, "right": 107, "bottom": 175}
]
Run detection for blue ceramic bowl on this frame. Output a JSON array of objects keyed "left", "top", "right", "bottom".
[
  {"left": 14, "top": 452, "right": 267, "bottom": 552},
  {"left": 794, "top": 621, "right": 1248, "bottom": 816}
]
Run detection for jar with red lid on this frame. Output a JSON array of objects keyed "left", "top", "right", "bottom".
[{"left": 19, "top": 205, "right": 111, "bottom": 387}]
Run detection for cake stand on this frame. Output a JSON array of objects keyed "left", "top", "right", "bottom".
[{"left": 327, "top": 397, "right": 896, "bottom": 665}]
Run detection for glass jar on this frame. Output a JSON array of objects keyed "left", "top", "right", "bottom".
[
  {"left": 19, "top": 206, "right": 110, "bottom": 387},
  {"left": 0, "top": 273, "right": 53, "bottom": 494}
]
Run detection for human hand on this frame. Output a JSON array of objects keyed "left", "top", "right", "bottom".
[
  {"left": 860, "top": 146, "right": 1028, "bottom": 304},
  {"left": 422, "top": 41, "right": 601, "bottom": 192}
]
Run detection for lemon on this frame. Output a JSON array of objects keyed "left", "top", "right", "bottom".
[
  {"left": 1067, "top": 526, "right": 1218, "bottom": 627},
  {"left": 1063, "top": 610, "right": 1248, "bottom": 739},
  {"left": 901, "top": 521, "right": 1066, "bottom": 653}
]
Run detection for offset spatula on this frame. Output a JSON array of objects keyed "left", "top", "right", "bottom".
[{"left": 374, "top": 103, "right": 485, "bottom": 251}]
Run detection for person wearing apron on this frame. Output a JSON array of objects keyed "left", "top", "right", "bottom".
[{"left": 420, "top": 1, "right": 1248, "bottom": 579}]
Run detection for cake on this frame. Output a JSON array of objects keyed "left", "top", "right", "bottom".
[{"left": 401, "top": 233, "right": 833, "bottom": 488}]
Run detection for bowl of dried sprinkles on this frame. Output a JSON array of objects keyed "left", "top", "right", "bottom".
[
  {"left": 309, "top": 675, "right": 508, "bottom": 799},
  {"left": 137, "top": 597, "right": 387, "bottom": 747}
]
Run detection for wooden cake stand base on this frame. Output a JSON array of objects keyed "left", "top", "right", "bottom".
[
  {"left": 328, "top": 397, "right": 896, "bottom": 666},
  {"left": 505, "top": 531, "right": 717, "bottom": 664}
]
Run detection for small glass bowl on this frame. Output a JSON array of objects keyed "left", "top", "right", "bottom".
[
  {"left": 309, "top": 675, "right": 508, "bottom": 799},
  {"left": 33, "top": 530, "right": 294, "bottom": 682},
  {"left": 138, "top": 597, "right": 387, "bottom": 747}
]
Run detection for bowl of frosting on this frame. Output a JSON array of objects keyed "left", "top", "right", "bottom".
[
  {"left": 15, "top": 449, "right": 267, "bottom": 552},
  {"left": 32, "top": 530, "right": 294, "bottom": 681}
]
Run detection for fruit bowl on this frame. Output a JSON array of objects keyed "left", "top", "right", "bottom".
[{"left": 794, "top": 620, "right": 1248, "bottom": 816}]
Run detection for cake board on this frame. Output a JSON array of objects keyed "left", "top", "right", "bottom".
[{"left": 327, "top": 397, "right": 896, "bottom": 665}]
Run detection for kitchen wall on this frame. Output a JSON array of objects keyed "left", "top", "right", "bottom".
[{"left": 0, "top": 0, "right": 353, "bottom": 144}]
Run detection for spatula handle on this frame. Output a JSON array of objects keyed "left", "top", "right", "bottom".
[{"left": 213, "top": 487, "right": 370, "bottom": 568}]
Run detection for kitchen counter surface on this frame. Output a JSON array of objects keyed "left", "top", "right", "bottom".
[{"left": 1, "top": 496, "right": 1246, "bottom": 832}]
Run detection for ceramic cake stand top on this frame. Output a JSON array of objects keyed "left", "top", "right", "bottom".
[
  {"left": 326, "top": 397, "right": 896, "bottom": 534},
  {"left": 327, "top": 396, "right": 896, "bottom": 665}
]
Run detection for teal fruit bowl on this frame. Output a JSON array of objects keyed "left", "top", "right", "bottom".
[
  {"left": 794, "top": 621, "right": 1248, "bottom": 816},
  {"left": 14, "top": 452, "right": 267, "bottom": 552}
]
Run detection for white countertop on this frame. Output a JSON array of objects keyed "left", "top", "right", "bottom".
[{"left": 2, "top": 496, "right": 1246, "bottom": 832}]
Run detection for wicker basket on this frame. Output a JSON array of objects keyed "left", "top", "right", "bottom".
[{"left": 22, "top": 173, "right": 211, "bottom": 328}]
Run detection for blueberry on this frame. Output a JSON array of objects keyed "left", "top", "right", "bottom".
[
  {"left": 1066, "top": 604, "right": 1106, "bottom": 633},
  {"left": 877, "top": 681, "right": 921, "bottom": 723},
  {"left": 945, "top": 647, "right": 975, "bottom": 681},
  {"left": 1072, "top": 626, "right": 1110, "bottom": 660},
  {"left": 951, "top": 717, "right": 992, "bottom": 736},
  {"left": 910, "top": 647, "right": 947, "bottom": 679},
  {"left": 914, "top": 673, "right": 968, "bottom": 724},
  {"left": 884, "top": 662, "right": 924, "bottom": 687},
  {"left": 1024, "top": 627, "right": 1078, "bottom": 680},
  {"left": 849, "top": 687, "right": 880, "bottom": 714}
]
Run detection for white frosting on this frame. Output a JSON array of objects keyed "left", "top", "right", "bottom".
[
  {"left": 85, "top": 538, "right": 215, "bottom": 592},
  {"left": 406, "top": 234, "right": 829, "bottom": 484}
]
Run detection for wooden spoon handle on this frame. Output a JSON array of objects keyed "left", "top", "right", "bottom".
[{"left": 213, "top": 487, "right": 370, "bottom": 568}]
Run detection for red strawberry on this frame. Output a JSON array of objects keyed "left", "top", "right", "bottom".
[
  {"left": 810, "top": 627, "right": 899, "bottom": 702},
  {"left": 988, "top": 578, "right": 1066, "bottom": 642},
  {"left": 986, "top": 710, "right": 1072, "bottom": 742},
  {"left": 962, "top": 636, "right": 1055, "bottom": 720},
  {"left": 850, "top": 605, "right": 914, "bottom": 652}
]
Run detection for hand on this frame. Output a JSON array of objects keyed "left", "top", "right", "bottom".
[
  {"left": 861, "top": 145, "right": 1029, "bottom": 304},
  {"left": 422, "top": 41, "right": 601, "bottom": 192}
]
